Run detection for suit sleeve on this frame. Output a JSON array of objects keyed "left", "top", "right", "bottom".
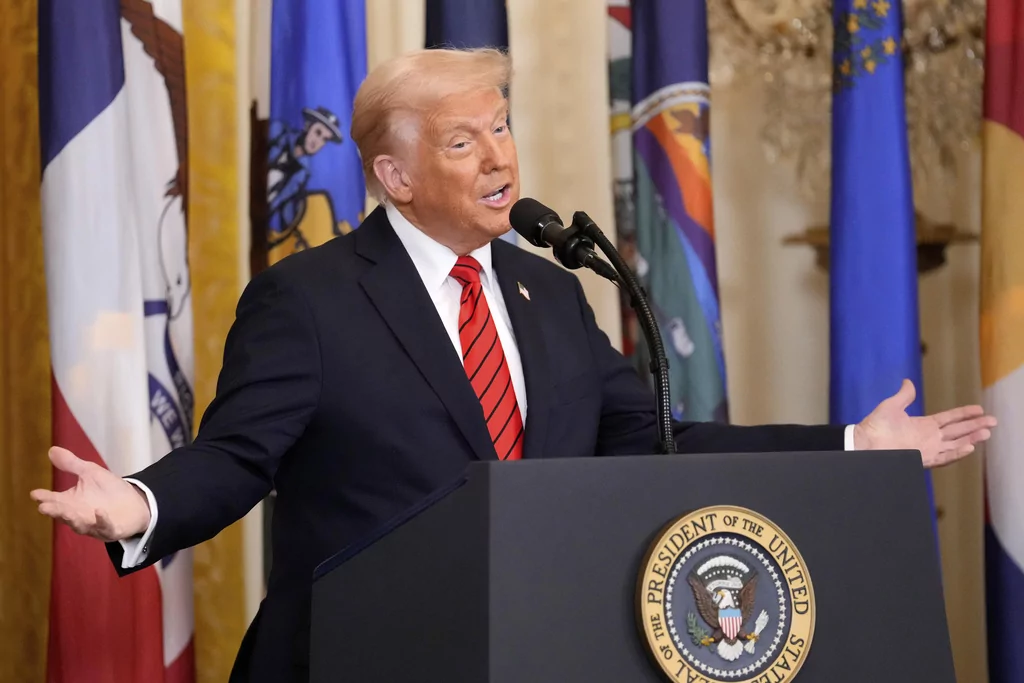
[
  {"left": 572, "top": 277, "right": 845, "bottom": 456},
  {"left": 107, "top": 267, "right": 322, "bottom": 574}
]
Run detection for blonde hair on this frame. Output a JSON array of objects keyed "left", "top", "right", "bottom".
[{"left": 350, "top": 47, "right": 512, "bottom": 201}]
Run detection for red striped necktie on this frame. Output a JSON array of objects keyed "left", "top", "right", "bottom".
[{"left": 450, "top": 256, "right": 524, "bottom": 461}]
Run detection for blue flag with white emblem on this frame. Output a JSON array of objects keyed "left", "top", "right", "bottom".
[
  {"left": 425, "top": 0, "right": 509, "bottom": 51},
  {"left": 830, "top": 0, "right": 933, "bottom": 512},
  {"left": 830, "top": 0, "right": 923, "bottom": 422},
  {"left": 266, "top": 0, "right": 367, "bottom": 265}
]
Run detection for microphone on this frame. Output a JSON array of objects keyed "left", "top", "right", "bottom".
[{"left": 508, "top": 198, "right": 618, "bottom": 281}]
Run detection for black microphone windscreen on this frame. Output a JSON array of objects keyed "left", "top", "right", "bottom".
[{"left": 509, "top": 198, "right": 561, "bottom": 247}]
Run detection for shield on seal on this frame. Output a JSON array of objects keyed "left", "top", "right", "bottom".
[{"left": 719, "top": 608, "right": 743, "bottom": 641}]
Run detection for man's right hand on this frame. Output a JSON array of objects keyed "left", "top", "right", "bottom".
[{"left": 30, "top": 446, "right": 152, "bottom": 542}]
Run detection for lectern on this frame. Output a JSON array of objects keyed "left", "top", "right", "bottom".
[{"left": 310, "top": 451, "right": 954, "bottom": 682}]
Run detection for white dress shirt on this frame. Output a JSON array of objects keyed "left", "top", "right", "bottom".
[
  {"left": 385, "top": 203, "right": 528, "bottom": 421},
  {"left": 119, "top": 204, "right": 856, "bottom": 568}
]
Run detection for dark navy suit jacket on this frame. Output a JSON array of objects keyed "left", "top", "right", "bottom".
[{"left": 108, "top": 206, "right": 843, "bottom": 682}]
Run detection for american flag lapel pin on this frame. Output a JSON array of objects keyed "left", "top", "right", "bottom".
[{"left": 517, "top": 281, "right": 530, "bottom": 300}]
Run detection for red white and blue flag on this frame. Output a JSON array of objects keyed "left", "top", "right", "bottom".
[
  {"left": 39, "top": 0, "right": 195, "bottom": 680},
  {"left": 982, "top": 1, "right": 1024, "bottom": 681}
]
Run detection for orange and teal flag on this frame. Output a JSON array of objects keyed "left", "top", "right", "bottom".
[{"left": 614, "top": 0, "right": 728, "bottom": 423}]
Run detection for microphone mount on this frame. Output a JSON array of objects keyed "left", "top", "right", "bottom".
[
  {"left": 509, "top": 198, "right": 618, "bottom": 282},
  {"left": 546, "top": 223, "right": 618, "bottom": 282},
  {"left": 570, "top": 211, "right": 676, "bottom": 455}
]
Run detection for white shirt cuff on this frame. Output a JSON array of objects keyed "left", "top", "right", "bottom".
[
  {"left": 844, "top": 424, "right": 857, "bottom": 451},
  {"left": 118, "top": 478, "right": 158, "bottom": 569}
]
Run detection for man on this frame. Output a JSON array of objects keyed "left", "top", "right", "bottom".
[{"left": 31, "top": 48, "right": 995, "bottom": 683}]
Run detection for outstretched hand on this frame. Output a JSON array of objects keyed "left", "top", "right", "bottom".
[
  {"left": 853, "top": 380, "right": 997, "bottom": 468},
  {"left": 30, "top": 447, "right": 151, "bottom": 542}
]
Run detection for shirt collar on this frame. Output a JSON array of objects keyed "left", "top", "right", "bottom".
[{"left": 385, "top": 202, "right": 494, "bottom": 292}]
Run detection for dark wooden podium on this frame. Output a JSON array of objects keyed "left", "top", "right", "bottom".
[{"left": 310, "top": 451, "right": 953, "bottom": 682}]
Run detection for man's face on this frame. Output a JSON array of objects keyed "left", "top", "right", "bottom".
[
  {"left": 403, "top": 88, "right": 520, "bottom": 250},
  {"left": 302, "top": 121, "right": 334, "bottom": 155}
]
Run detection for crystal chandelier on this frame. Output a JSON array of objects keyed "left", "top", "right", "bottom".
[{"left": 707, "top": 0, "right": 985, "bottom": 203}]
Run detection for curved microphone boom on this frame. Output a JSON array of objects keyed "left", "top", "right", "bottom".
[
  {"left": 571, "top": 210, "right": 676, "bottom": 455},
  {"left": 508, "top": 198, "right": 618, "bottom": 281},
  {"left": 508, "top": 198, "right": 676, "bottom": 455}
]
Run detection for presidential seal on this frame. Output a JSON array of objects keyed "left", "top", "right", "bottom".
[{"left": 637, "top": 506, "right": 815, "bottom": 683}]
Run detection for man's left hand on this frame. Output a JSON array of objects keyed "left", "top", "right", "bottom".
[{"left": 853, "top": 379, "right": 997, "bottom": 468}]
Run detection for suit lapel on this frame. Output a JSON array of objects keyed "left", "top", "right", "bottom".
[
  {"left": 493, "top": 242, "right": 551, "bottom": 459},
  {"left": 356, "top": 209, "right": 497, "bottom": 462}
]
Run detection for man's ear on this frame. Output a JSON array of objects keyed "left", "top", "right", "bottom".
[{"left": 372, "top": 155, "right": 413, "bottom": 205}]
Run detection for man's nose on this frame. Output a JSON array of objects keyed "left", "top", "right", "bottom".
[{"left": 480, "top": 134, "right": 510, "bottom": 174}]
